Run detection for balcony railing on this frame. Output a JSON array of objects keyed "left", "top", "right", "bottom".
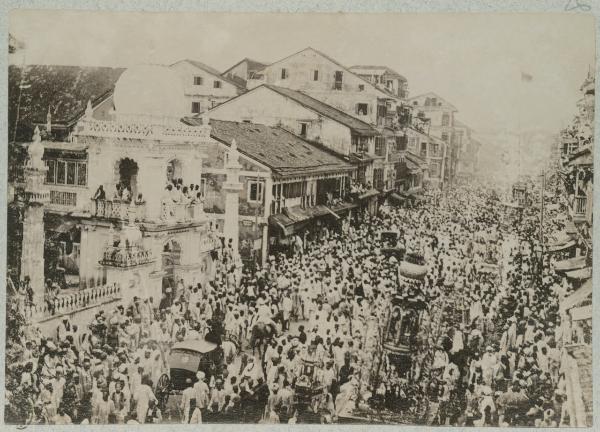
[
  {"left": 50, "top": 190, "right": 78, "bottom": 207},
  {"left": 100, "top": 246, "right": 154, "bottom": 267},
  {"left": 92, "top": 199, "right": 146, "bottom": 221},
  {"left": 161, "top": 201, "right": 205, "bottom": 223},
  {"left": 574, "top": 196, "right": 587, "bottom": 216},
  {"left": 19, "top": 283, "right": 121, "bottom": 321}
]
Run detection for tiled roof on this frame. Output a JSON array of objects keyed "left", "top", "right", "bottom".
[
  {"left": 8, "top": 64, "right": 125, "bottom": 141},
  {"left": 183, "top": 118, "right": 355, "bottom": 178},
  {"left": 264, "top": 85, "right": 379, "bottom": 136}
]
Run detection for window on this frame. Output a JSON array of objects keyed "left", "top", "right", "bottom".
[
  {"left": 375, "top": 137, "right": 386, "bottom": 156},
  {"left": 420, "top": 142, "right": 427, "bottom": 158},
  {"left": 281, "top": 68, "right": 288, "bottom": 80},
  {"left": 283, "top": 181, "right": 303, "bottom": 199},
  {"left": 333, "top": 71, "right": 343, "bottom": 90},
  {"left": 191, "top": 102, "right": 201, "bottom": 114},
  {"left": 373, "top": 168, "right": 385, "bottom": 190},
  {"left": 77, "top": 162, "right": 87, "bottom": 186},
  {"left": 356, "top": 103, "right": 368, "bottom": 116},
  {"left": 387, "top": 80, "right": 393, "bottom": 88},
  {"left": 56, "top": 160, "right": 66, "bottom": 184},
  {"left": 396, "top": 135, "right": 407, "bottom": 151},
  {"left": 358, "top": 84, "right": 365, "bottom": 91},
  {"left": 248, "top": 180, "right": 264, "bottom": 203},
  {"left": 213, "top": 80, "right": 222, "bottom": 89},
  {"left": 441, "top": 133, "right": 449, "bottom": 143},
  {"left": 353, "top": 136, "right": 369, "bottom": 154},
  {"left": 45, "top": 158, "right": 87, "bottom": 186},
  {"left": 46, "top": 160, "right": 56, "bottom": 184},
  {"left": 441, "top": 112, "right": 450, "bottom": 126},
  {"left": 313, "top": 70, "right": 319, "bottom": 81},
  {"left": 431, "top": 143, "right": 439, "bottom": 156},
  {"left": 193, "top": 76, "right": 203, "bottom": 85},
  {"left": 299, "top": 122, "right": 308, "bottom": 138}
]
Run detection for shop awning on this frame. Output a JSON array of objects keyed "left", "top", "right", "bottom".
[
  {"left": 554, "top": 256, "right": 587, "bottom": 272},
  {"left": 328, "top": 201, "right": 358, "bottom": 214},
  {"left": 571, "top": 304, "right": 592, "bottom": 321},
  {"left": 546, "top": 239, "right": 577, "bottom": 253},
  {"left": 502, "top": 201, "right": 523, "bottom": 209},
  {"left": 564, "top": 220, "right": 578, "bottom": 235},
  {"left": 269, "top": 204, "right": 339, "bottom": 236},
  {"left": 565, "top": 267, "right": 592, "bottom": 281},
  {"left": 561, "top": 279, "right": 592, "bottom": 312},
  {"left": 389, "top": 192, "right": 406, "bottom": 204},
  {"left": 357, "top": 189, "right": 380, "bottom": 200}
]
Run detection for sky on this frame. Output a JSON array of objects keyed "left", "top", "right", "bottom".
[{"left": 9, "top": 10, "right": 595, "bottom": 136}]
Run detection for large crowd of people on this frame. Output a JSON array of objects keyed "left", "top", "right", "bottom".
[{"left": 5, "top": 181, "right": 586, "bottom": 426}]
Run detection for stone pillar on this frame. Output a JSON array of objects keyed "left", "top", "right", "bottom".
[
  {"left": 223, "top": 139, "right": 243, "bottom": 253},
  {"left": 20, "top": 127, "right": 50, "bottom": 304},
  {"left": 138, "top": 157, "right": 164, "bottom": 221}
]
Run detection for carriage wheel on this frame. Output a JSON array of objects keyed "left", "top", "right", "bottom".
[{"left": 155, "top": 374, "right": 171, "bottom": 410}]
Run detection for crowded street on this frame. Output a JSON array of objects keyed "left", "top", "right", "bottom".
[
  {"left": 6, "top": 10, "right": 594, "bottom": 427},
  {"left": 5, "top": 179, "right": 589, "bottom": 425}
]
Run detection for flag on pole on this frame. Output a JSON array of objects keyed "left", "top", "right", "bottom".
[{"left": 521, "top": 72, "right": 533, "bottom": 82}]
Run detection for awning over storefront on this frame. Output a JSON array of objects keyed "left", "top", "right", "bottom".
[
  {"left": 546, "top": 239, "right": 577, "bottom": 253},
  {"left": 565, "top": 267, "right": 592, "bottom": 281},
  {"left": 357, "top": 189, "right": 380, "bottom": 200},
  {"left": 554, "top": 256, "right": 587, "bottom": 272},
  {"left": 561, "top": 279, "right": 592, "bottom": 312},
  {"left": 269, "top": 204, "right": 340, "bottom": 236},
  {"left": 389, "top": 192, "right": 406, "bottom": 204},
  {"left": 328, "top": 201, "right": 358, "bottom": 214},
  {"left": 564, "top": 220, "right": 578, "bottom": 235}
]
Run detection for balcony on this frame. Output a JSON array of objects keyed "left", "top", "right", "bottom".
[
  {"left": 19, "top": 283, "right": 122, "bottom": 321},
  {"left": 92, "top": 199, "right": 146, "bottom": 222},
  {"left": 572, "top": 196, "right": 588, "bottom": 222},
  {"left": 161, "top": 201, "right": 206, "bottom": 223}
]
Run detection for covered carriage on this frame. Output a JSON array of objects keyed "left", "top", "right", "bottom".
[{"left": 154, "top": 339, "right": 224, "bottom": 410}]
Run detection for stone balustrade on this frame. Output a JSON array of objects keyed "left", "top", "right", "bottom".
[
  {"left": 161, "top": 201, "right": 205, "bottom": 223},
  {"left": 92, "top": 199, "right": 146, "bottom": 221},
  {"left": 21, "top": 283, "right": 121, "bottom": 321},
  {"left": 76, "top": 119, "right": 211, "bottom": 142}
]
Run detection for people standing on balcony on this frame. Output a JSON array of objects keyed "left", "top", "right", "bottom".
[{"left": 93, "top": 185, "right": 106, "bottom": 201}]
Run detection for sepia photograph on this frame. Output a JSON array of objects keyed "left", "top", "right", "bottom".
[{"left": 5, "top": 9, "right": 595, "bottom": 426}]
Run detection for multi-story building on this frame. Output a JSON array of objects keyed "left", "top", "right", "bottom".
[
  {"left": 170, "top": 59, "right": 244, "bottom": 115},
  {"left": 348, "top": 65, "right": 409, "bottom": 99},
  {"left": 206, "top": 83, "right": 382, "bottom": 214},
  {"left": 245, "top": 47, "right": 412, "bottom": 197},
  {"left": 407, "top": 92, "right": 459, "bottom": 187},
  {"left": 453, "top": 120, "right": 481, "bottom": 181},
  {"left": 182, "top": 118, "right": 355, "bottom": 258}
]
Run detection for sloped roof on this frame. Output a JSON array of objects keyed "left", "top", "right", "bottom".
[
  {"left": 8, "top": 64, "right": 125, "bottom": 141},
  {"left": 223, "top": 57, "right": 269, "bottom": 76},
  {"left": 453, "top": 119, "right": 471, "bottom": 129},
  {"left": 173, "top": 59, "right": 243, "bottom": 89},
  {"left": 222, "top": 58, "right": 269, "bottom": 89},
  {"left": 349, "top": 65, "right": 407, "bottom": 81},
  {"left": 407, "top": 92, "right": 458, "bottom": 112},
  {"left": 183, "top": 118, "right": 355, "bottom": 178},
  {"left": 256, "top": 47, "right": 395, "bottom": 100},
  {"left": 264, "top": 85, "right": 379, "bottom": 136}
]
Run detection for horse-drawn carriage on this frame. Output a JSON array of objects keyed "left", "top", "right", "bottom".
[{"left": 154, "top": 339, "right": 224, "bottom": 410}]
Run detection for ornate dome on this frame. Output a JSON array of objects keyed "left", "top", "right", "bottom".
[{"left": 113, "top": 64, "right": 185, "bottom": 120}]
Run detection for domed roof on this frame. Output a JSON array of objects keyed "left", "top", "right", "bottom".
[{"left": 113, "top": 64, "right": 185, "bottom": 119}]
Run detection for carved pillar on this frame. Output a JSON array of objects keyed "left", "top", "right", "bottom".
[
  {"left": 20, "top": 127, "right": 50, "bottom": 304},
  {"left": 223, "top": 139, "right": 243, "bottom": 254}
]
